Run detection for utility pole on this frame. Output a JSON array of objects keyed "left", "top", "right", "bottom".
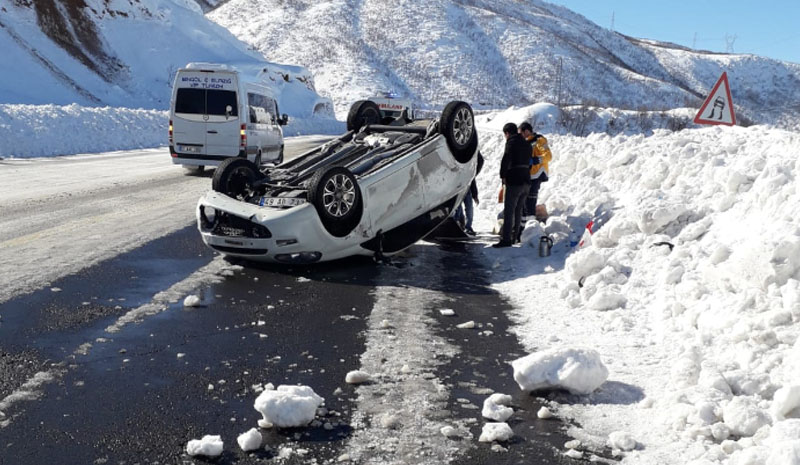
[
  {"left": 610, "top": 11, "right": 615, "bottom": 31},
  {"left": 725, "top": 34, "right": 737, "bottom": 53},
  {"left": 556, "top": 57, "right": 563, "bottom": 107},
  {"left": 692, "top": 32, "right": 697, "bottom": 49}
]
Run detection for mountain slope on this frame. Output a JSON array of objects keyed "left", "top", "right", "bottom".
[
  {"left": 0, "top": 0, "right": 330, "bottom": 114},
  {"left": 210, "top": 0, "right": 800, "bottom": 124}
]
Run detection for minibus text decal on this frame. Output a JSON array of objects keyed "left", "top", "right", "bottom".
[{"left": 181, "top": 76, "right": 233, "bottom": 89}]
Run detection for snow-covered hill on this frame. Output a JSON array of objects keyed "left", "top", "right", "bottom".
[
  {"left": 0, "top": 0, "right": 332, "bottom": 117},
  {"left": 210, "top": 0, "right": 800, "bottom": 125}
]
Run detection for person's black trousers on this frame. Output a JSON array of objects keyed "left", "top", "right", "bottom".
[
  {"left": 524, "top": 177, "right": 543, "bottom": 219},
  {"left": 502, "top": 182, "right": 530, "bottom": 242}
]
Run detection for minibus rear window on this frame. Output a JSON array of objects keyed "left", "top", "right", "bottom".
[
  {"left": 175, "top": 88, "right": 238, "bottom": 116},
  {"left": 206, "top": 90, "right": 238, "bottom": 116}
]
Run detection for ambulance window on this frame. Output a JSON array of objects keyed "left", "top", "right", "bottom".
[
  {"left": 175, "top": 88, "right": 205, "bottom": 114},
  {"left": 206, "top": 90, "right": 238, "bottom": 116}
]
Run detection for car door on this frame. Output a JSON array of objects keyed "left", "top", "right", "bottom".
[
  {"left": 172, "top": 87, "right": 207, "bottom": 155},
  {"left": 205, "top": 88, "right": 241, "bottom": 157},
  {"left": 265, "top": 97, "right": 282, "bottom": 157},
  {"left": 359, "top": 149, "right": 427, "bottom": 236}
]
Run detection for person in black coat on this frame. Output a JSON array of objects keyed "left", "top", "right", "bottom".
[{"left": 494, "top": 123, "right": 532, "bottom": 248}]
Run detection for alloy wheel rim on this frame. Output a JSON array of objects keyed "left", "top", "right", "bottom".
[
  {"left": 322, "top": 174, "right": 356, "bottom": 217},
  {"left": 453, "top": 107, "right": 474, "bottom": 146}
]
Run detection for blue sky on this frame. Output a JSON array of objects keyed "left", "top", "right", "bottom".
[{"left": 547, "top": 1, "right": 800, "bottom": 64}]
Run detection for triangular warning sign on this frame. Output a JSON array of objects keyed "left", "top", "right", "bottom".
[{"left": 694, "top": 72, "right": 736, "bottom": 126}]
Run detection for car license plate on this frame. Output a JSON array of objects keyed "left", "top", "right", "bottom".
[
  {"left": 179, "top": 145, "right": 200, "bottom": 153},
  {"left": 259, "top": 197, "right": 306, "bottom": 208}
]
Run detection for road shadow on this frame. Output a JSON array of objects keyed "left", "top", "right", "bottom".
[{"left": 542, "top": 380, "right": 646, "bottom": 406}]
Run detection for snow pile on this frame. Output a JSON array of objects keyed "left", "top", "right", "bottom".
[
  {"left": 237, "top": 428, "right": 262, "bottom": 452},
  {"left": 253, "top": 384, "right": 324, "bottom": 428},
  {"left": 0, "top": 103, "right": 344, "bottom": 158},
  {"left": 186, "top": 435, "right": 223, "bottom": 457},
  {"left": 511, "top": 348, "right": 609, "bottom": 395},
  {"left": 482, "top": 393, "right": 514, "bottom": 422},
  {"left": 478, "top": 422, "right": 514, "bottom": 443},
  {"left": 474, "top": 107, "right": 800, "bottom": 464},
  {"left": 0, "top": 104, "right": 167, "bottom": 159},
  {"left": 608, "top": 431, "right": 638, "bottom": 451}
]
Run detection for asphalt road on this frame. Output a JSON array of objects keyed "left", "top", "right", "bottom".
[{"left": 0, "top": 140, "right": 582, "bottom": 465}]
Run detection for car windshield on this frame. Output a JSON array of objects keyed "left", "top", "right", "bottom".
[{"left": 175, "top": 88, "right": 238, "bottom": 116}]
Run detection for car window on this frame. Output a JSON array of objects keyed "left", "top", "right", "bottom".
[
  {"left": 248, "top": 93, "right": 275, "bottom": 124},
  {"left": 207, "top": 90, "right": 238, "bottom": 116},
  {"left": 176, "top": 88, "right": 238, "bottom": 117},
  {"left": 175, "top": 88, "right": 205, "bottom": 115}
]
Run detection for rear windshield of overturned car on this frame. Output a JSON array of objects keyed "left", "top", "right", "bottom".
[{"left": 175, "top": 89, "right": 239, "bottom": 117}]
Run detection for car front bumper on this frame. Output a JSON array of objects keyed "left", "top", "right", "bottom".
[{"left": 197, "top": 191, "right": 369, "bottom": 263}]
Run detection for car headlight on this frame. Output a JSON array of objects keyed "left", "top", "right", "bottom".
[{"left": 199, "top": 205, "right": 217, "bottom": 229}]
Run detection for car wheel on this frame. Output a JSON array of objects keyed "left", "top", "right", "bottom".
[
  {"left": 212, "top": 158, "right": 262, "bottom": 199},
  {"left": 346, "top": 100, "right": 381, "bottom": 132},
  {"left": 439, "top": 101, "right": 478, "bottom": 163},
  {"left": 307, "top": 166, "right": 363, "bottom": 237}
]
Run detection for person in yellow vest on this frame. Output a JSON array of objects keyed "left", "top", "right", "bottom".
[{"left": 518, "top": 122, "right": 552, "bottom": 225}]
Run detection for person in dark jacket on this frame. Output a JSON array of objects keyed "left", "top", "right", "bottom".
[{"left": 493, "top": 123, "right": 531, "bottom": 248}]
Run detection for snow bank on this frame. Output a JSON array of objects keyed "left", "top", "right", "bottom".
[
  {"left": 186, "top": 435, "right": 223, "bottom": 457},
  {"left": 253, "top": 384, "right": 324, "bottom": 428},
  {"left": 511, "top": 348, "right": 609, "bottom": 395},
  {"left": 474, "top": 108, "right": 800, "bottom": 464},
  {"left": 0, "top": 104, "right": 167, "bottom": 158},
  {"left": 0, "top": 103, "right": 343, "bottom": 158}
]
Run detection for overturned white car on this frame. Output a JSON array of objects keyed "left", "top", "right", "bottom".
[{"left": 196, "top": 100, "right": 478, "bottom": 264}]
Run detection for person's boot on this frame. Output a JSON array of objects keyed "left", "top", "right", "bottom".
[{"left": 492, "top": 239, "right": 513, "bottom": 248}]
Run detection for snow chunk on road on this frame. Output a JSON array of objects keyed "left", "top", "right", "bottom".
[
  {"left": 537, "top": 406, "right": 553, "bottom": 419},
  {"left": 608, "top": 431, "right": 637, "bottom": 451},
  {"left": 479, "top": 422, "right": 514, "bottom": 442},
  {"left": 723, "top": 396, "right": 772, "bottom": 437},
  {"left": 772, "top": 385, "right": 800, "bottom": 421},
  {"left": 457, "top": 321, "right": 476, "bottom": 329},
  {"left": 186, "top": 435, "right": 223, "bottom": 457},
  {"left": 183, "top": 295, "right": 202, "bottom": 307},
  {"left": 440, "top": 425, "right": 461, "bottom": 438},
  {"left": 253, "top": 385, "right": 324, "bottom": 428},
  {"left": 511, "top": 348, "right": 608, "bottom": 395},
  {"left": 482, "top": 393, "right": 514, "bottom": 422},
  {"left": 237, "top": 428, "right": 262, "bottom": 452},
  {"left": 439, "top": 308, "right": 456, "bottom": 316},
  {"left": 345, "top": 370, "right": 371, "bottom": 384}
]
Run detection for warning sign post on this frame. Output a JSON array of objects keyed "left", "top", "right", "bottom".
[{"left": 694, "top": 72, "right": 736, "bottom": 126}]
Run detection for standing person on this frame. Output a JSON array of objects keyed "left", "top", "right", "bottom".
[
  {"left": 518, "top": 122, "right": 552, "bottom": 223},
  {"left": 455, "top": 152, "right": 484, "bottom": 235},
  {"left": 493, "top": 123, "right": 531, "bottom": 248}
]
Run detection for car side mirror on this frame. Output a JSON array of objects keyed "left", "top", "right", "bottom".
[{"left": 279, "top": 114, "right": 289, "bottom": 126}]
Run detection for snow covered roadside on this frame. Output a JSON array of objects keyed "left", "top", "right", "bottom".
[
  {"left": 0, "top": 104, "right": 344, "bottom": 159},
  {"left": 473, "top": 109, "right": 800, "bottom": 464}
]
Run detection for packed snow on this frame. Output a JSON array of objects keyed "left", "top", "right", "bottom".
[
  {"left": 478, "top": 422, "right": 514, "bottom": 443},
  {"left": 481, "top": 393, "right": 514, "bottom": 422},
  {"left": 473, "top": 104, "right": 800, "bottom": 464},
  {"left": 236, "top": 428, "right": 263, "bottom": 452},
  {"left": 185, "top": 434, "right": 223, "bottom": 457},
  {"left": 253, "top": 384, "right": 324, "bottom": 428},
  {"left": 0, "top": 103, "right": 344, "bottom": 159},
  {"left": 511, "top": 348, "right": 609, "bottom": 395},
  {"left": 345, "top": 370, "right": 371, "bottom": 384}
]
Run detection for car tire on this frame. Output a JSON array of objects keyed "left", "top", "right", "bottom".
[
  {"left": 307, "top": 166, "right": 363, "bottom": 237},
  {"left": 439, "top": 101, "right": 478, "bottom": 163},
  {"left": 346, "top": 100, "right": 382, "bottom": 132},
  {"left": 212, "top": 158, "right": 262, "bottom": 199}
]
